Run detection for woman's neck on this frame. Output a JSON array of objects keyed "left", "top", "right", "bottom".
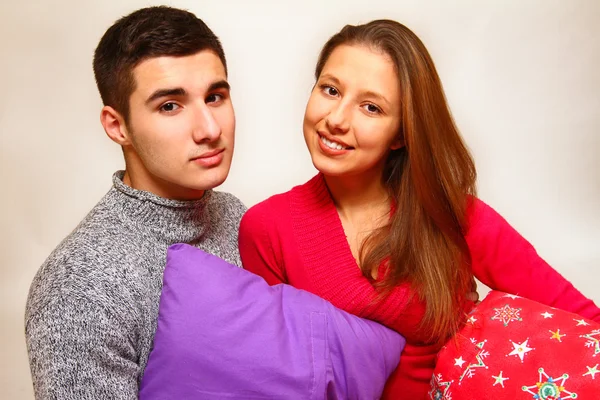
[{"left": 324, "top": 171, "right": 390, "bottom": 220}]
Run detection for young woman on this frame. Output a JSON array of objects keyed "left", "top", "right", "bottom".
[{"left": 238, "top": 20, "right": 600, "bottom": 398}]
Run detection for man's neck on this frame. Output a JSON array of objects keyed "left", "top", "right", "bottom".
[{"left": 122, "top": 170, "right": 205, "bottom": 201}]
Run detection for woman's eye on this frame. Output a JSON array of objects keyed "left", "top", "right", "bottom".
[
  {"left": 363, "top": 104, "right": 381, "bottom": 114},
  {"left": 160, "top": 102, "right": 180, "bottom": 112}
]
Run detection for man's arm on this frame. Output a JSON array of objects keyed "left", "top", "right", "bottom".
[{"left": 26, "top": 292, "right": 139, "bottom": 399}]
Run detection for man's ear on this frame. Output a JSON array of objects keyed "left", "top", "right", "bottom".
[{"left": 100, "top": 106, "right": 131, "bottom": 146}]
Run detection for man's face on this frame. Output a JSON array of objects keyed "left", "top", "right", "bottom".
[{"left": 122, "top": 50, "right": 235, "bottom": 200}]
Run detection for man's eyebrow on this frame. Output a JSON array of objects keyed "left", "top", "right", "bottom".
[
  {"left": 145, "top": 88, "right": 187, "bottom": 105},
  {"left": 208, "top": 80, "right": 230, "bottom": 92},
  {"left": 145, "top": 80, "right": 230, "bottom": 105},
  {"left": 319, "top": 74, "right": 341, "bottom": 86}
]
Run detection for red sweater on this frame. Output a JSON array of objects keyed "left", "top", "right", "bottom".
[{"left": 238, "top": 174, "right": 600, "bottom": 399}]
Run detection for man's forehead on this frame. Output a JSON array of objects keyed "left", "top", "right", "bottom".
[{"left": 133, "top": 51, "right": 227, "bottom": 93}]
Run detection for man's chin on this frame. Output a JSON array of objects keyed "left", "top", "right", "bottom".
[{"left": 186, "top": 174, "right": 229, "bottom": 192}]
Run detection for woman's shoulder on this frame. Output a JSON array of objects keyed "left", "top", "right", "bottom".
[
  {"left": 245, "top": 174, "right": 325, "bottom": 218},
  {"left": 245, "top": 188, "right": 293, "bottom": 220},
  {"left": 465, "top": 195, "right": 508, "bottom": 230}
]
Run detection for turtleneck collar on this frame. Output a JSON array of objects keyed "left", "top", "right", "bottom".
[{"left": 109, "top": 170, "right": 212, "bottom": 245}]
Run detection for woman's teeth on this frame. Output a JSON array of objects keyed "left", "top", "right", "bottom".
[{"left": 320, "top": 135, "right": 347, "bottom": 150}]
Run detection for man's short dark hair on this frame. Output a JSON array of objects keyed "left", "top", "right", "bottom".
[{"left": 93, "top": 6, "right": 227, "bottom": 121}]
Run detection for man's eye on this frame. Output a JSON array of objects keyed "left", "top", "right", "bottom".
[
  {"left": 321, "top": 85, "right": 338, "bottom": 97},
  {"left": 160, "top": 102, "right": 180, "bottom": 112},
  {"left": 206, "top": 93, "right": 223, "bottom": 103}
]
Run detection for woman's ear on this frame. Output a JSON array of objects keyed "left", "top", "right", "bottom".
[
  {"left": 390, "top": 136, "right": 405, "bottom": 150},
  {"left": 100, "top": 106, "right": 131, "bottom": 146}
]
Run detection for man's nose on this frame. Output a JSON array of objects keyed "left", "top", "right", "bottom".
[{"left": 191, "top": 104, "right": 221, "bottom": 143}]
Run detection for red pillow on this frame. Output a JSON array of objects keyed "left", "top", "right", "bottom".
[{"left": 430, "top": 290, "right": 600, "bottom": 399}]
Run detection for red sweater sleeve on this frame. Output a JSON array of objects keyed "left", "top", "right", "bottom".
[
  {"left": 466, "top": 198, "right": 600, "bottom": 322},
  {"left": 238, "top": 200, "right": 286, "bottom": 285}
]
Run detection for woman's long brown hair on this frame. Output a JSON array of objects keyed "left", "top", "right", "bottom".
[{"left": 315, "top": 20, "right": 477, "bottom": 344}]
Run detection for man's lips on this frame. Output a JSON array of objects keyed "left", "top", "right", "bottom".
[
  {"left": 191, "top": 148, "right": 225, "bottom": 167},
  {"left": 191, "top": 148, "right": 224, "bottom": 161}
]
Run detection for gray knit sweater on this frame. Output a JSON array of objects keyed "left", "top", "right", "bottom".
[{"left": 25, "top": 171, "right": 247, "bottom": 399}]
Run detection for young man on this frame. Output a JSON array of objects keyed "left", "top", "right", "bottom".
[{"left": 25, "top": 6, "right": 245, "bottom": 399}]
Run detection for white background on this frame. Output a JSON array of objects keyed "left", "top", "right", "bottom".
[{"left": 1, "top": 1, "right": 598, "bottom": 398}]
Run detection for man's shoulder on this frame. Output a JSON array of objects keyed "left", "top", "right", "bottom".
[
  {"left": 25, "top": 194, "right": 139, "bottom": 320},
  {"left": 209, "top": 190, "right": 246, "bottom": 209},
  {"left": 46, "top": 192, "right": 138, "bottom": 262},
  {"left": 28, "top": 232, "right": 123, "bottom": 299},
  {"left": 206, "top": 190, "right": 247, "bottom": 222}
]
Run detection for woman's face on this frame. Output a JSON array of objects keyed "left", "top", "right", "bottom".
[{"left": 303, "top": 44, "right": 403, "bottom": 181}]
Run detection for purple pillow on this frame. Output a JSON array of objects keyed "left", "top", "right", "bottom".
[{"left": 140, "top": 244, "right": 405, "bottom": 399}]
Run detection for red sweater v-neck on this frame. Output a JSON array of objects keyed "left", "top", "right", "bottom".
[{"left": 238, "top": 174, "right": 600, "bottom": 398}]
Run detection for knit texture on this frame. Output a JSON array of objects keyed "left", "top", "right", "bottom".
[
  {"left": 25, "top": 171, "right": 247, "bottom": 400},
  {"left": 239, "top": 173, "right": 600, "bottom": 399}
]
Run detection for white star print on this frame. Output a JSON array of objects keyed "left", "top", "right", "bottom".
[
  {"left": 575, "top": 318, "right": 590, "bottom": 326},
  {"left": 508, "top": 339, "right": 533, "bottom": 362},
  {"left": 454, "top": 357, "right": 466, "bottom": 368},
  {"left": 503, "top": 294, "right": 520, "bottom": 299},
  {"left": 541, "top": 311, "right": 553, "bottom": 319}
]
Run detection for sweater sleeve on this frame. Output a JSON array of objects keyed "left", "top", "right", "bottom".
[
  {"left": 466, "top": 198, "right": 600, "bottom": 322},
  {"left": 25, "top": 292, "right": 139, "bottom": 400},
  {"left": 238, "top": 200, "right": 286, "bottom": 285}
]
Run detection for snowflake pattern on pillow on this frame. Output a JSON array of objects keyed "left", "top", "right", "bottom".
[{"left": 430, "top": 290, "right": 600, "bottom": 399}]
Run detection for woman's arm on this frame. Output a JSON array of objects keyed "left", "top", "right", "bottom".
[{"left": 466, "top": 197, "right": 600, "bottom": 322}]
